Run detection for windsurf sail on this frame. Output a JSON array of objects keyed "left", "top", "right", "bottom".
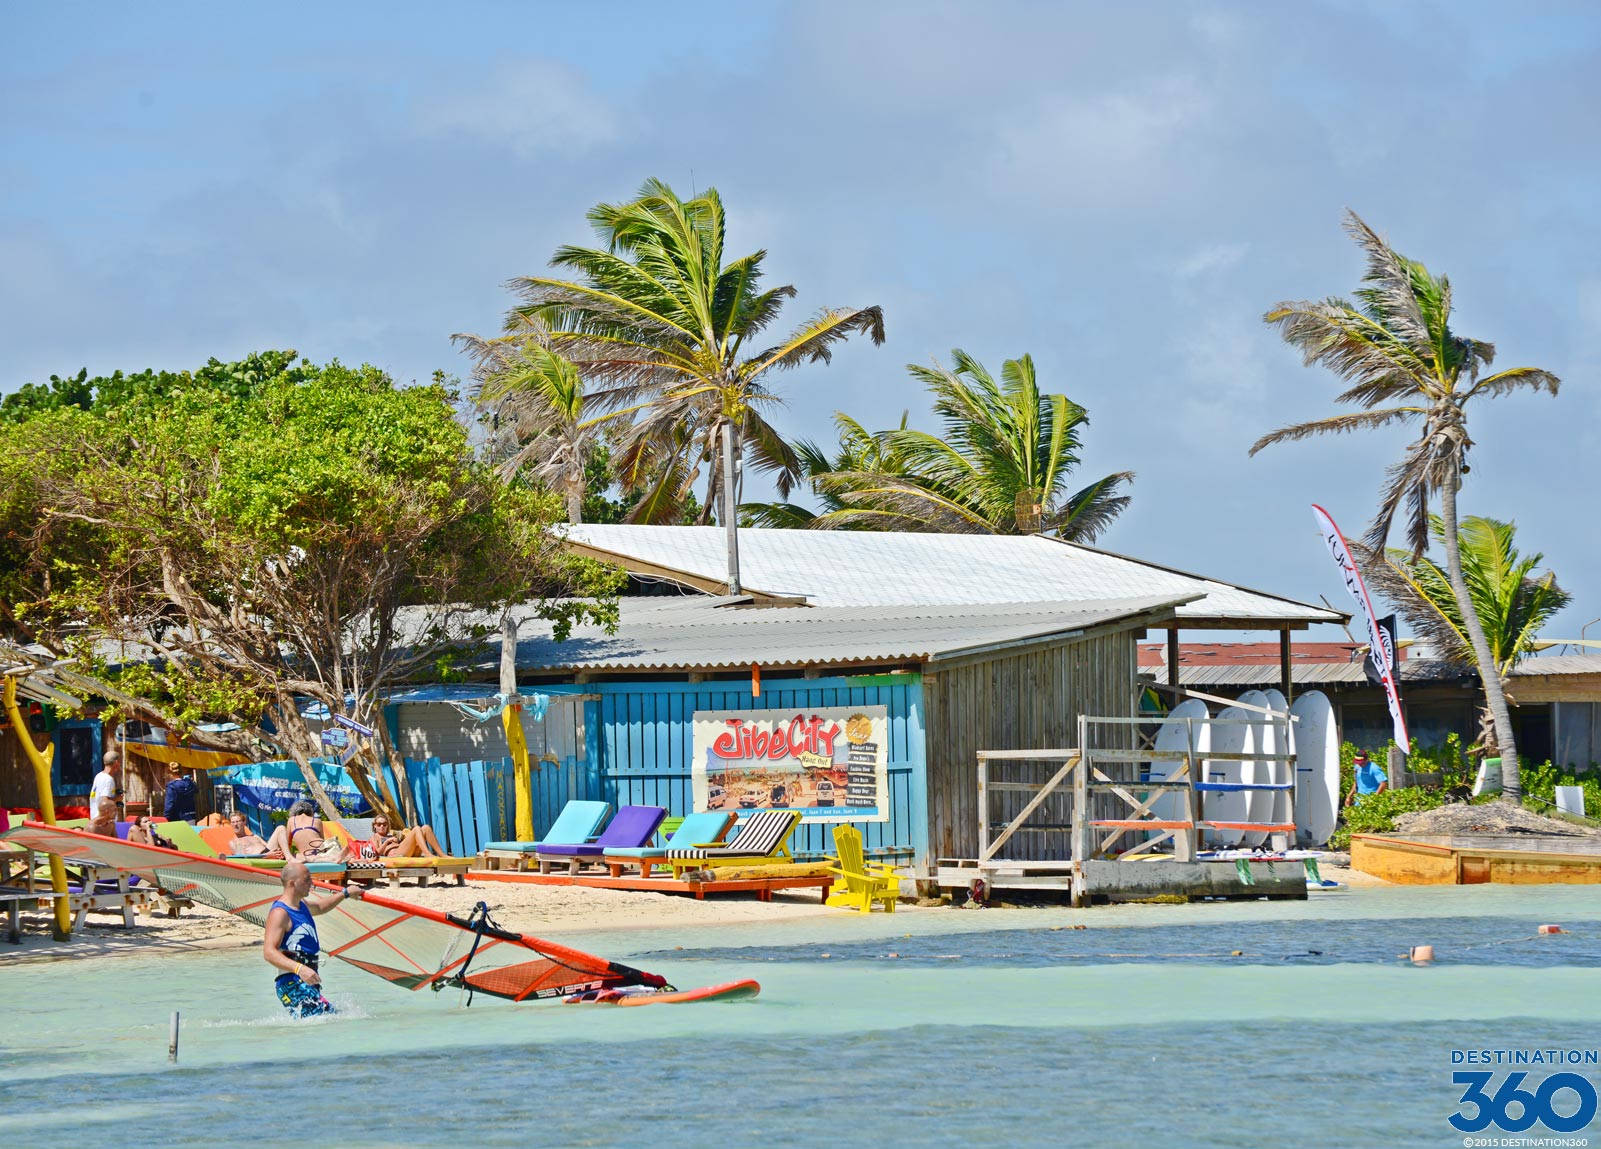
[{"left": 2, "top": 823, "right": 664, "bottom": 1002}]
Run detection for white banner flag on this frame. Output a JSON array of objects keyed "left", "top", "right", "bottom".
[{"left": 1311, "top": 504, "right": 1410, "bottom": 752}]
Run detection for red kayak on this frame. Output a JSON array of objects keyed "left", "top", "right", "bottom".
[{"left": 564, "top": 979, "right": 761, "bottom": 1007}]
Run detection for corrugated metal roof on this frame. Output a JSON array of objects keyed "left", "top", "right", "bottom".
[
  {"left": 1144, "top": 652, "right": 1601, "bottom": 688},
  {"left": 562, "top": 525, "right": 1342, "bottom": 626},
  {"left": 492, "top": 594, "right": 1191, "bottom": 673},
  {"left": 1511, "top": 654, "right": 1601, "bottom": 677},
  {"left": 1149, "top": 660, "right": 1471, "bottom": 688}
]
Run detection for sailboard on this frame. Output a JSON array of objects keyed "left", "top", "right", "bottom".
[
  {"left": 3, "top": 823, "right": 751, "bottom": 1006},
  {"left": 565, "top": 979, "right": 761, "bottom": 1006}
]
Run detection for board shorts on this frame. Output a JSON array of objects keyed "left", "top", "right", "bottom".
[{"left": 275, "top": 974, "right": 335, "bottom": 1018}]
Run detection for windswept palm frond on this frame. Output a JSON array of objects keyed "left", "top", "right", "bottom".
[{"left": 1053, "top": 471, "right": 1136, "bottom": 543}]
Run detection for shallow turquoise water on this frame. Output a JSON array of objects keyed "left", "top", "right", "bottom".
[{"left": 3, "top": 885, "right": 1599, "bottom": 1147}]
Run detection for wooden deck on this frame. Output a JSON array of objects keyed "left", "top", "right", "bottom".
[
  {"left": 1351, "top": 833, "right": 1601, "bottom": 885},
  {"left": 935, "top": 857, "right": 1307, "bottom": 903},
  {"left": 467, "top": 869, "right": 835, "bottom": 902}
]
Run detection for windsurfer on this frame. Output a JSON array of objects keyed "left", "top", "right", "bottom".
[{"left": 262, "top": 860, "right": 364, "bottom": 1017}]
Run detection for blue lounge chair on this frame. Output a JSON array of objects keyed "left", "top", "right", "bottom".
[
  {"left": 535, "top": 805, "right": 667, "bottom": 873},
  {"left": 479, "top": 800, "right": 611, "bottom": 872},
  {"left": 601, "top": 811, "right": 737, "bottom": 878}
]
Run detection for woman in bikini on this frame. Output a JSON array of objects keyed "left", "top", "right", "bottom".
[
  {"left": 357, "top": 814, "right": 448, "bottom": 859},
  {"left": 263, "top": 800, "right": 345, "bottom": 861}
]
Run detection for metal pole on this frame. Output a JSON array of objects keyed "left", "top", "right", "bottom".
[
  {"left": 721, "top": 422, "right": 741, "bottom": 595},
  {"left": 168, "top": 1011, "right": 180, "bottom": 1062}
]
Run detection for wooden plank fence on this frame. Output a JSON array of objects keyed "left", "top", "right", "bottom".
[{"left": 385, "top": 755, "right": 588, "bottom": 854}]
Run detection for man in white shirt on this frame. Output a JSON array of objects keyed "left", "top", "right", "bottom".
[{"left": 88, "top": 752, "right": 121, "bottom": 822}]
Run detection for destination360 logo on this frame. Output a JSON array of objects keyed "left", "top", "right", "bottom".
[{"left": 1450, "top": 1048, "right": 1598, "bottom": 1144}]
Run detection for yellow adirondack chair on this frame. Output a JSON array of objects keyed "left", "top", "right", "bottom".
[{"left": 825, "top": 825, "right": 900, "bottom": 913}]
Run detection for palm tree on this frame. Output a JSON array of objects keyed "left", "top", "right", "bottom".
[
  {"left": 813, "top": 349, "right": 1133, "bottom": 538},
  {"left": 1251, "top": 211, "right": 1561, "bottom": 797},
  {"left": 1359, "top": 516, "right": 1570, "bottom": 755},
  {"left": 740, "top": 412, "right": 908, "bottom": 529},
  {"left": 456, "top": 333, "right": 611, "bottom": 524},
  {"left": 504, "top": 178, "right": 884, "bottom": 592}
]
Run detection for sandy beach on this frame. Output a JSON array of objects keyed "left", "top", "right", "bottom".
[
  {"left": 0, "top": 875, "right": 883, "bottom": 965},
  {"left": 1, "top": 857, "right": 1390, "bottom": 967}
]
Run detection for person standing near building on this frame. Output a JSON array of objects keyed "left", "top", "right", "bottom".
[
  {"left": 1343, "top": 750, "right": 1389, "bottom": 807},
  {"left": 163, "top": 763, "right": 198, "bottom": 823}
]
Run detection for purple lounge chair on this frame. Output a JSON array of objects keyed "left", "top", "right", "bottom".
[{"left": 536, "top": 805, "right": 667, "bottom": 874}]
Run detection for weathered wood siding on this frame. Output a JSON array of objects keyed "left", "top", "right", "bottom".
[{"left": 922, "top": 629, "right": 1140, "bottom": 862}]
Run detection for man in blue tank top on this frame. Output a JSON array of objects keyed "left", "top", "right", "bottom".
[{"left": 262, "top": 860, "right": 365, "bottom": 1017}]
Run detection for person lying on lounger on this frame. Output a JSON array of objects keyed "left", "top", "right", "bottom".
[
  {"left": 226, "top": 811, "right": 269, "bottom": 856},
  {"left": 354, "top": 814, "right": 447, "bottom": 859},
  {"left": 262, "top": 800, "right": 345, "bottom": 860}
]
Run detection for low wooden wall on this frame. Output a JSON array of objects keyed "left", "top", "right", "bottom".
[{"left": 1352, "top": 834, "right": 1601, "bottom": 885}]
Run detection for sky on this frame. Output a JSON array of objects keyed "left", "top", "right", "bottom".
[{"left": 6, "top": 1, "right": 1600, "bottom": 643}]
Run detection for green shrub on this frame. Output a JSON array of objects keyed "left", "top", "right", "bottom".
[{"left": 1517, "top": 759, "right": 1601, "bottom": 819}]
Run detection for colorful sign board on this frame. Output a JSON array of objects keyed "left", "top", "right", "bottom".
[{"left": 691, "top": 705, "right": 889, "bottom": 823}]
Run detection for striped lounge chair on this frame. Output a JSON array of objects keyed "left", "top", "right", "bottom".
[
  {"left": 664, "top": 809, "right": 799, "bottom": 877},
  {"left": 602, "top": 810, "right": 736, "bottom": 878}
]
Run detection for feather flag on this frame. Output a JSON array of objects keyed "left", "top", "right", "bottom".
[{"left": 1312, "top": 504, "right": 1409, "bottom": 751}]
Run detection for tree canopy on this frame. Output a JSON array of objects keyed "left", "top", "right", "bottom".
[{"left": 1, "top": 351, "right": 618, "bottom": 820}]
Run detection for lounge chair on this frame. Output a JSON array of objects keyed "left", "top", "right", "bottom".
[
  {"left": 602, "top": 811, "right": 735, "bottom": 878},
  {"left": 479, "top": 800, "right": 611, "bottom": 872},
  {"left": 534, "top": 805, "right": 666, "bottom": 874},
  {"left": 664, "top": 809, "right": 800, "bottom": 877},
  {"left": 157, "top": 820, "right": 222, "bottom": 857},
  {"left": 824, "top": 825, "right": 901, "bottom": 913}
]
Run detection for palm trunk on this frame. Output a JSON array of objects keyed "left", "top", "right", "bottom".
[
  {"left": 565, "top": 475, "right": 583, "bottom": 525},
  {"left": 1439, "top": 464, "right": 1520, "bottom": 798},
  {"left": 721, "top": 421, "right": 741, "bottom": 594}
]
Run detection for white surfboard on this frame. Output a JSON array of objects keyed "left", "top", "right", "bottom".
[
  {"left": 1237, "top": 690, "right": 1274, "bottom": 847},
  {"left": 1149, "top": 698, "right": 1209, "bottom": 828},
  {"left": 1205, "top": 704, "right": 1257, "bottom": 846},
  {"left": 1261, "top": 689, "right": 1294, "bottom": 845},
  {"left": 1290, "top": 690, "right": 1339, "bottom": 845}
]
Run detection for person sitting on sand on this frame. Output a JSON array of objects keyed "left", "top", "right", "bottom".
[
  {"left": 355, "top": 814, "right": 447, "bottom": 860},
  {"left": 262, "top": 800, "right": 345, "bottom": 860},
  {"left": 1344, "top": 749, "right": 1389, "bottom": 807},
  {"left": 262, "top": 860, "right": 365, "bottom": 1018},
  {"left": 226, "top": 811, "right": 269, "bottom": 856}
]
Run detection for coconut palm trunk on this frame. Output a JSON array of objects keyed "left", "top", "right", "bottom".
[
  {"left": 565, "top": 474, "right": 583, "bottom": 525},
  {"left": 1438, "top": 462, "right": 1520, "bottom": 796}
]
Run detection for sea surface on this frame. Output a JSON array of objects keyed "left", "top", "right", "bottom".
[{"left": 2, "top": 884, "right": 1599, "bottom": 1148}]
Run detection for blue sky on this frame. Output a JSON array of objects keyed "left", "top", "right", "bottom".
[{"left": 6, "top": 1, "right": 1600, "bottom": 641}]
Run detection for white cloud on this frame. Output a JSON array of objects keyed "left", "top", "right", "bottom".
[
  {"left": 991, "top": 76, "right": 1211, "bottom": 207},
  {"left": 414, "top": 60, "right": 619, "bottom": 158}
]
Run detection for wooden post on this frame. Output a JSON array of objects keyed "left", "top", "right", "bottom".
[
  {"left": 1071, "top": 715, "right": 1089, "bottom": 906},
  {"left": 1167, "top": 628, "right": 1181, "bottom": 690},
  {"left": 977, "top": 753, "right": 990, "bottom": 863},
  {"left": 1279, "top": 629, "right": 1293, "bottom": 703}
]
